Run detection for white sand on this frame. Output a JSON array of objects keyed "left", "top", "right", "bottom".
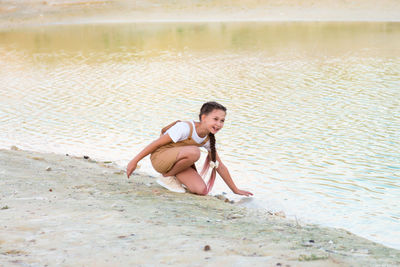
[
  {"left": 1, "top": 148, "right": 399, "bottom": 266},
  {"left": 0, "top": 0, "right": 399, "bottom": 30}
]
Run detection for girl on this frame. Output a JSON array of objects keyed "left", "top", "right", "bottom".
[{"left": 126, "top": 101, "right": 253, "bottom": 197}]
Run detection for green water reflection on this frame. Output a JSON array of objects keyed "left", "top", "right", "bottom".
[{"left": 1, "top": 22, "right": 399, "bottom": 56}]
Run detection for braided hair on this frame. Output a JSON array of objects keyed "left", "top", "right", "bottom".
[{"left": 198, "top": 101, "right": 227, "bottom": 194}]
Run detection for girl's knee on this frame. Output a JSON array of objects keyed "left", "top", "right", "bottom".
[
  {"left": 183, "top": 146, "right": 200, "bottom": 161},
  {"left": 191, "top": 148, "right": 201, "bottom": 161}
]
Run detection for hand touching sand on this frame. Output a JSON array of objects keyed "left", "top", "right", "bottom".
[{"left": 126, "top": 160, "right": 137, "bottom": 178}]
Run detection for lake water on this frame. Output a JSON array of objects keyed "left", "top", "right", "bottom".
[{"left": 1, "top": 22, "right": 399, "bottom": 249}]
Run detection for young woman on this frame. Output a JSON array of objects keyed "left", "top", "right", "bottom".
[{"left": 127, "top": 101, "right": 253, "bottom": 197}]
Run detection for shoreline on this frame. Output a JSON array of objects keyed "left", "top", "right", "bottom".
[
  {"left": 3, "top": 20, "right": 399, "bottom": 35},
  {"left": 7, "top": 19, "right": 400, "bottom": 28},
  {"left": 1, "top": 0, "right": 400, "bottom": 30},
  {"left": 1, "top": 147, "right": 399, "bottom": 266}
]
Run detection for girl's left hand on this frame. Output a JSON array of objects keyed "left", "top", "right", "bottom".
[{"left": 234, "top": 189, "right": 253, "bottom": 197}]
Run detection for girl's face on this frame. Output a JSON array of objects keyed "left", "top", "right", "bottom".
[{"left": 202, "top": 109, "right": 226, "bottom": 134}]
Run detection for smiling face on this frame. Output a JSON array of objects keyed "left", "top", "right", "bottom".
[{"left": 201, "top": 109, "right": 226, "bottom": 134}]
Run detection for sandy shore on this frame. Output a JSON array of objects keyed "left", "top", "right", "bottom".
[
  {"left": 0, "top": 0, "right": 400, "bottom": 30},
  {"left": 0, "top": 148, "right": 399, "bottom": 266}
]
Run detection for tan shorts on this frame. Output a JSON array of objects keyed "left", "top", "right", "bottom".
[{"left": 150, "top": 146, "right": 183, "bottom": 174}]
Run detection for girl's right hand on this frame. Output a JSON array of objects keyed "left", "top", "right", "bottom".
[
  {"left": 126, "top": 159, "right": 138, "bottom": 179},
  {"left": 234, "top": 189, "right": 253, "bottom": 197}
]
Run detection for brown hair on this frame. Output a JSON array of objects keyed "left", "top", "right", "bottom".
[{"left": 198, "top": 101, "right": 227, "bottom": 194}]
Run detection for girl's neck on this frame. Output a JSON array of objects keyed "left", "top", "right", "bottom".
[{"left": 194, "top": 121, "right": 209, "bottom": 138}]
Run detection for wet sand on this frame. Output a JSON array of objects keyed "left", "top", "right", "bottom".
[
  {"left": 1, "top": 148, "right": 399, "bottom": 266},
  {"left": 0, "top": 0, "right": 400, "bottom": 30}
]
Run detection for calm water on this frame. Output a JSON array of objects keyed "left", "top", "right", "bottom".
[{"left": 1, "top": 22, "right": 399, "bottom": 249}]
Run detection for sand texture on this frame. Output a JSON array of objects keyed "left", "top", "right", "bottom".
[
  {"left": 1, "top": 148, "right": 399, "bottom": 266},
  {"left": 1, "top": 0, "right": 400, "bottom": 29}
]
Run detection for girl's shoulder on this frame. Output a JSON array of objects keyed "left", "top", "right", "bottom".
[
  {"left": 166, "top": 120, "right": 193, "bottom": 135},
  {"left": 173, "top": 121, "right": 191, "bottom": 131},
  {"left": 162, "top": 120, "right": 190, "bottom": 134},
  {"left": 165, "top": 121, "right": 192, "bottom": 143}
]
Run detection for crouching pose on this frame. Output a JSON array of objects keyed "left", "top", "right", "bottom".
[{"left": 126, "top": 101, "right": 253, "bottom": 196}]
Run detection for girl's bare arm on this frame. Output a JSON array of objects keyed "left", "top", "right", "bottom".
[
  {"left": 215, "top": 152, "right": 253, "bottom": 196},
  {"left": 127, "top": 134, "right": 172, "bottom": 178}
]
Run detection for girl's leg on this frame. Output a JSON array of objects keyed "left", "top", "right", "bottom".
[
  {"left": 163, "top": 146, "right": 200, "bottom": 177},
  {"left": 175, "top": 167, "right": 207, "bottom": 195}
]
